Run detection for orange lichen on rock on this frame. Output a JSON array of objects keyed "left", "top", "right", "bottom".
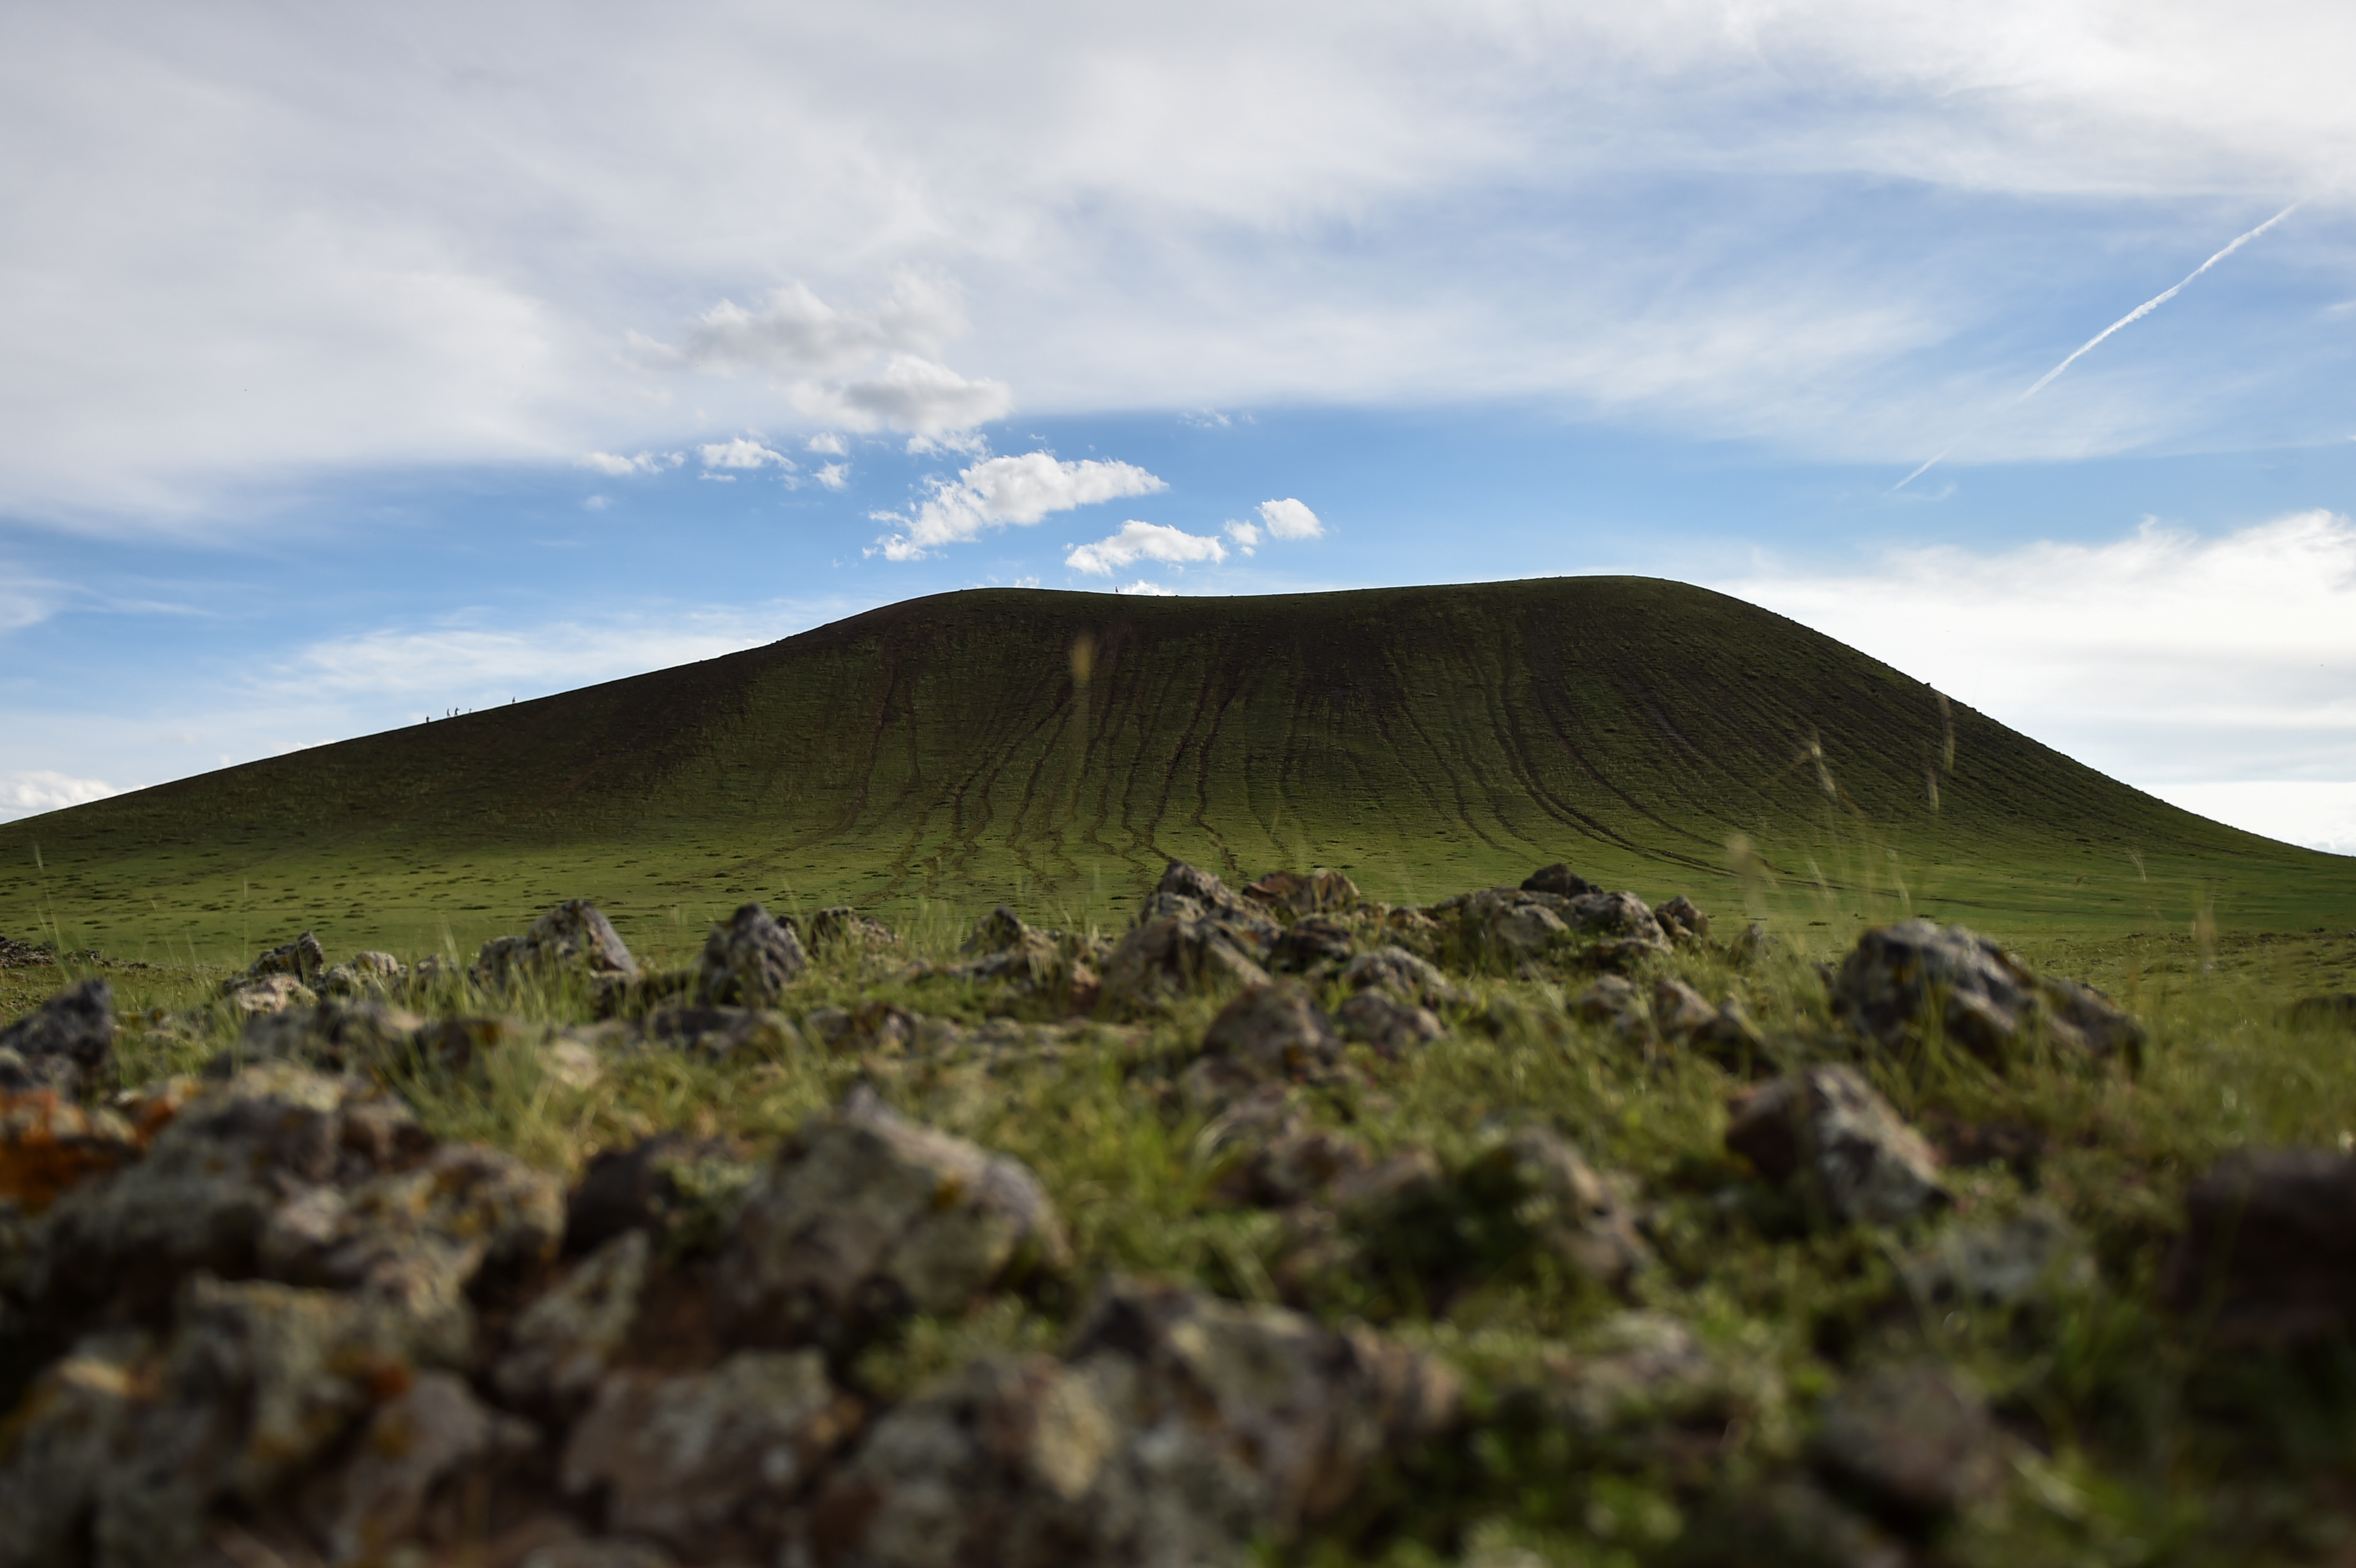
[{"left": 0, "top": 1088, "right": 140, "bottom": 1211}]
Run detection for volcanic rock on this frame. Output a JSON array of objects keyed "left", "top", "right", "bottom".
[
  {"left": 1725, "top": 1067, "right": 1950, "bottom": 1227},
  {"left": 0, "top": 977, "right": 115, "bottom": 1099},
  {"left": 1831, "top": 919, "right": 2142, "bottom": 1065}
]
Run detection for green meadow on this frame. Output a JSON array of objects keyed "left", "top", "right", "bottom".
[{"left": 3, "top": 578, "right": 2347, "bottom": 968}]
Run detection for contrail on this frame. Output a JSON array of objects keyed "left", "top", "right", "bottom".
[{"left": 1893, "top": 201, "right": 2300, "bottom": 491}]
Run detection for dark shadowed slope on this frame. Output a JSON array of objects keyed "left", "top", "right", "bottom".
[{"left": 4, "top": 578, "right": 2346, "bottom": 959}]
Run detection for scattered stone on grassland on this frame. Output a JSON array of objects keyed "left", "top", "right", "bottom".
[
  {"left": 1441, "top": 886, "right": 1669, "bottom": 969},
  {"left": 1653, "top": 894, "right": 1711, "bottom": 943},
  {"left": 1204, "top": 1093, "right": 1373, "bottom": 1208},
  {"left": 1573, "top": 973, "right": 1646, "bottom": 1027},
  {"left": 0, "top": 1328, "right": 157, "bottom": 1568},
  {"left": 1648, "top": 977, "right": 1769, "bottom": 1067},
  {"left": 694, "top": 902, "right": 807, "bottom": 1007},
  {"left": 2288, "top": 992, "right": 2356, "bottom": 1030},
  {"left": 1342, "top": 945, "right": 1458, "bottom": 1008},
  {"left": 1901, "top": 1204, "right": 2092, "bottom": 1312},
  {"left": 2158, "top": 1149, "right": 2356, "bottom": 1343},
  {"left": 1200, "top": 981, "right": 1346, "bottom": 1081},
  {"left": 1522, "top": 863, "right": 1598, "bottom": 898},
  {"left": 803, "top": 1279, "right": 1456, "bottom": 1568},
  {"left": 562, "top": 1348, "right": 863, "bottom": 1559},
  {"left": 221, "top": 972, "right": 318, "bottom": 1018},
  {"left": 1539, "top": 1310, "right": 1765, "bottom": 1443},
  {"left": 1652, "top": 976, "right": 1719, "bottom": 1039},
  {"left": 1730, "top": 921, "right": 1782, "bottom": 967},
  {"left": 1457, "top": 1126, "right": 1649, "bottom": 1291},
  {"left": 0, "top": 934, "right": 57, "bottom": 968},
  {"left": 321, "top": 949, "right": 407, "bottom": 1000},
  {"left": 1831, "top": 919, "right": 2142, "bottom": 1066},
  {"left": 1243, "top": 868, "right": 1361, "bottom": 918},
  {"left": 0, "top": 977, "right": 115, "bottom": 1099},
  {"left": 631, "top": 1004, "right": 801, "bottom": 1061},
  {"left": 221, "top": 997, "right": 427, "bottom": 1077},
  {"left": 1814, "top": 1363, "right": 2005, "bottom": 1521},
  {"left": 1335, "top": 989, "right": 1444, "bottom": 1056},
  {"left": 1140, "top": 860, "right": 1280, "bottom": 942},
  {"left": 1725, "top": 1067, "right": 1949, "bottom": 1227},
  {"left": 810, "top": 905, "right": 900, "bottom": 952},
  {"left": 1269, "top": 915, "right": 1355, "bottom": 976},
  {"left": 565, "top": 1134, "right": 758, "bottom": 1258},
  {"left": 945, "top": 907, "right": 1105, "bottom": 1013},
  {"left": 717, "top": 1087, "right": 1069, "bottom": 1352},
  {"left": 243, "top": 930, "right": 329, "bottom": 987},
  {"left": 1096, "top": 913, "right": 1270, "bottom": 1016},
  {"left": 0, "top": 1090, "right": 140, "bottom": 1211},
  {"left": 1567, "top": 890, "right": 1670, "bottom": 948},
  {"left": 477, "top": 900, "right": 642, "bottom": 990}
]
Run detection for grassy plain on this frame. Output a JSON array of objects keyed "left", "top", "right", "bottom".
[
  {"left": 2, "top": 579, "right": 2348, "bottom": 967},
  {"left": 6, "top": 579, "right": 2356, "bottom": 1563}
]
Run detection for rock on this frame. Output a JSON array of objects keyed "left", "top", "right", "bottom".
[
  {"left": 1902, "top": 1205, "right": 2092, "bottom": 1312},
  {"left": 1542, "top": 1310, "right": 1733, "bottom": 1437},
  {"left": 320, "top": 950, "right": 406, "bottom": 1000},
  {"left": 1200, "top": 981, "right": 1345, "bottom": 1081},
  {"left": 806, "top": 1280, "right": 1456, "bottom": 1567},
  {"left": 0, "top": 1328, "right": 156, "bottom": 1567},
  {"left": 1140, "top": 860, "right": 1276, "bottom": 939},
  {"left": 1335, "top": 990, "right": 1443, "bottom": 1056},
  {"left": 717, "top": 1087, "right": 1069, "bottom": 1350},
  {"left": 1653, "top": 895, "right": 1711, "bottom": 942},
  {"left": 1565, "top": 890, "right": 1668, "bottom": 947},
  {"left": 562, "top": 1348, "right": 862, "bottom": 1557},
  {"left": 1096, "top": 914, "right": 1269, "bottom": 1015},
  {"left": 1242, "top": 869, "right": 1361, "bottom": 917},
  {"left": 90, "top": 1276, "right": 429, "bottom": 1568},
  {"left": 1341, "top": 946, "right": 1456, "bottom": 1008},
  {"left": 2288, "top": 993, "right": 2356, "bottom": 1030},
  {"left": 1456, "top": 1127, "right": 1649, "bottom": 1291},
  {"left": 256, "top": 1139, "right": 567, "bottom": 1367},
  {"left": 1268, "top": 916, "right": 1355, "bottom": 975},
  {"left": 1814, "top": 1364, "right": 2004, "bottom": 1520},
  {"left": 1725, "top": 1067, "right": 1950, "bottom": 1227},
  {"left": 2158, "top": 1149, "right": 2356, "bottom": 1342},
  {"left": 1521, "top": 863, "right": 1597, "bottom": 898},
  {"left": 809, "top": 906, "right": 899, "bottom": 952},
  {"left": 1482, "top": 893, "right": 1569, "bottom": 960},
  {"left": 1831, "top": 919, "right": 2142, "bottom": 1065},
  {"left": 1206, "top": 1102, "right": 1372, "bottom": 1208},
  {"left": 694, "top": 903, "right": 807, "bottom": 1007},
  {"left": 0, "top": 979, "right": 115, "bottom": 1100},
  {"left": 478, "top": 900, "right": 642, "bottom": 988},
  {"left": 1730, "top": 922, "right": 1781, "bottom": 966},
  {"left": 636, "top": 1004, "right": 799, "bottom": 1061},
  {"left": 23, "top": 1067, "right": 432, "bottom": 1330},
  {"left": 0, "top": 1090, "right": 140, "bottom": 1211},
  {"left": 520, "top": 1542, "right": 678, "bottom": 1568},
  {"left": 226, "top": 999, "right": 426, "bottom": 1076},
  {"left": 221, "top": 973, "right": 319, "bottom": 1017},
  {"left": 496, "top": 1229, "right": 653, "bottom": 1417},
  {"left": 300, "top": 1370, "right": 535, "bottom": 1564},
  {"left": 1652, "top": 977, "right": 1719, "bottom": 1040},
  {"left": 947, "top": 909, "right": 1104, "bottom": 1011},
  {"left": 244, "top": 931, "right": 329, "bottom": 986},
  {"left": 565, "top": 1133, "right": 753, "bottom": 1257},
  {"left": 0, "top": 934, "right": 57, "bottom": 969},
  {"left": 1572, "top": 974, "right": 1649, "bottom": 1041}
]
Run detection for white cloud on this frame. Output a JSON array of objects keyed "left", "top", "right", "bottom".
[
  {"left": 1065, "top": 520, "right": 1228, "bottom": 576},
  {"left": 1716, "top": 510, "right": 2356, "bottom": 799},
  {"left": 1224, "top": 520, "right": 1260, "bottom": 554},
  {"left": 815, "top": 462, "right": 850, "bottom": 490},
  {"left": 0, "top": 770, "right": 117, "bottom": 822},
  {"left": 792, "top": 356, "right": 1012, "bottom": 437},
  {"left": 581, "top": 451, "right": 670, "bottom": 476},
  {"left": 637, "top": 276, "right": 961, "bottom": 377},
  {"left": 807, "top": 432, "right": 849, "bottom": 456},
  {"left": 583, "top": 494, "right": 611, "bottom": 510},
  {"left": 1257, "top": 498, "right": 1323, "bottom": 540},
  {"left": 873, "top": 450, "right": 1165, "bottom": 560},
  {"left": 698, "top": 436, "right": 791, "bottom": 470},
  {"left": 1113, "top": 579, "right": 1175, "bottom": 597}
]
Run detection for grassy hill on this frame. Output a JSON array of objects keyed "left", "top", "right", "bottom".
[{"left": 2, "top": 577, "right": 2346, "bottom": 962}]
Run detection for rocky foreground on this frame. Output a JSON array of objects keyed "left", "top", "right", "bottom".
[{"left": 0, "top": 862, "right": 2351, "bottom": 1567}]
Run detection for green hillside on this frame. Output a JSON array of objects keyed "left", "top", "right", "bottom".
[{"left": 3, "top": 577, "right": 2346, "bottom": 961}]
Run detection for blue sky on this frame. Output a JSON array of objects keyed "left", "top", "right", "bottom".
[{"left": 5, "top": 2, "right": 2356, "bottom": 852}]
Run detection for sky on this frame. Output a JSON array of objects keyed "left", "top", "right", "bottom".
[{"left": 4, "top": 2, "right": 2356, "bottom": 855}]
